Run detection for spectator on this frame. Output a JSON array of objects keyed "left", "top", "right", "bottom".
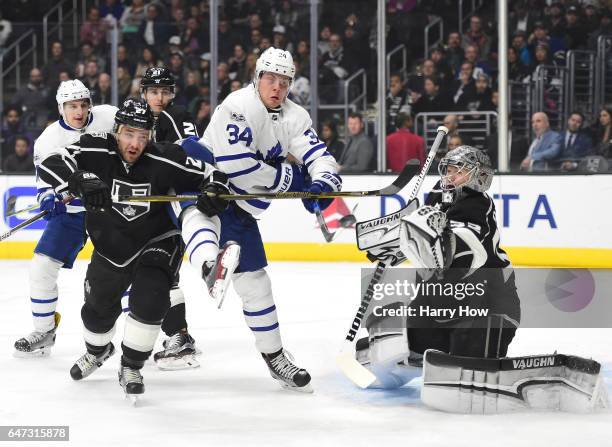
[
  {"left": 42, "top": 41, "right": 73, "bottom": 89},
  {"left": 509, "top": 0, "right": 538, "bottom": 35},
  {"left": 531, "top": 43, "right": 557, "bottom": 81},
  {"left": 590, "top": 105, "right": 612, "bottom": 159},
  {"left": 217, "top": 62, "right": 232, "bottom": 102},
  {"left": 387, "top": 73, "right": 411, "bottom": 134},
  {"left": 462, "top": 15, "right": 491, "bottom": 60},
  {"left": 407, "top": 59, "right": 437, "bottom": 95},
  {"left": 588, "top": 9, "right": 612, "bottom": 51},
  {"left": 318, "top": 25, "right": 332, "bottom": 56},
  {"left": 117, "top": 66, "right": 132, "bottom": 103},
  {"left": 430, "top": 46, "right": 454, "bottom": 84},
  {"left": 289, "top": 60, "right": 310, "bottom": 106},
  {"left": 259, "top": 36, "right": 272, "bottom": 53},
  {"left": 338, "top": 112, "right": 374, "bottom": 173},
  {"left": 445, "top": 31, "right": 464, "bottom": 74},
  {"left": 80, "top": 60, "right": 100, "bottom": 91},
  {"left": 1, "top": 107, "right": 33, "bottom": 159},
  {"left": 3, "top": 136, "right": 33, "bottom": 172},
  {"left": 528, "top": 21, "right": 566, "bottom": 57},
  {"left": 168, "top": 52, "right": 188, "bottom": 91},
  {"left": 443, "top": 113, "right": 473, "bottom": 147},
  {"left": 274, "top": 0, "right": 298, "bottom": 35},
  {"left": 557, "top": 111, "right": 594, "bottom": 170},
  {"left": 521, "top": 111, "right": 561, "bottom": 171},
  {"left": 457, "top": 73, "right": 495, "bottom": 114},
  {"left": 0, "top": 11, "right": 12, "bottom": 52},
  {"left": 138, "top": 4, "right": 170, "bottom": 48},
  {"left": 120, "top": 0, "right": 146, "bottom": 48},
  {"left": 79, "top": 6, "right": 110, "bottom": 52},
  {"left": 386, "top": 113, "right": 425, "bottom": 172},
  {"left": 248, "top": 28, "right": 263, "bottom": 54},
  {"left": 545, "top": 2, "right": 566, "bottom": 39},
  {"left": 217, "top": 19, "right": 234, "bottom": 62},
  {"left": 447, "top": 133, "right": 464, "bottom": 151},
  {"left": 564, "top": 6, "right": 587, "bottom": 50},
  {"left": 11, "top": 68, "right": 51, "bottom": 130},
  {"left": 583, "top": 4, "right": 600, "bottom": 32},
  {"left": 272, "top": 25, "right": 293, "bottom": 53},
  {"left": 508, "top": 46, "right": 529, "bottom": 81},
  {"left": 512, "top": 31, "right": 533, "bottom": 67},
  {"left": 319, "top": 34, "right": 354, "bottom": 103},
  {"left": 182, "top": 17, "right": 206, "bottom": 64},
  {"left": 100, "top": 0, "right": 124, "bottom": 21},
  {"left": 320, "top": 120, "right": 344, "bottom": 160},
  {"left": 134, "top": 46, "right": 163, "bottom": 79},
  {"left": 294, "top": 40, "right": 310, "bottom": 78},
  {"left": 450, "top": 62, "right": 475, "bottom": 107},
  {"left": 92, "top": 72, "right": 112, "bottom": 105},
  {"left": 117, "top": 44, "right": 135, "bottom": 77},
  {"left": 192, "top": 98, "right": 211, "bottom": 135},
  {"left": 170, "top": 8, "right": 187, "bottom": 38},
  {"left": 228, "top": 44, "right": 248, "bottom": 81},
  {"left": 75, "top": 41, "right": 106, "bottom": 77},
  {"left": 413, "top": 76, "right": 452, "bottom": 115},
  {"left": 463, "top": 45, "right": 490, "bottom": 77}
]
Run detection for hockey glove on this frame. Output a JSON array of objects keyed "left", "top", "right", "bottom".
[
  {"left": 197, "top": 170, "right": 230, "bottom": 217},
  {"left": 38, "top": 189, "right": 67, "bottom": 221},
  {"left": 68, "top": 171, "right": 111, "bottom": 212},
  {"left": 302, "top": 181, "right": 334, "bottom": 214},
  {"left": 271, "top": 162, "right": 307, "bottom": 193}
]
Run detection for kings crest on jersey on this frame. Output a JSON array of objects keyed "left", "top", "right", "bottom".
[
  {"left": 200, "top": 84, "right": 340, "bottom": 216},
  {"left": 111, "top": 180, "right": 151, "bottom": 221}
]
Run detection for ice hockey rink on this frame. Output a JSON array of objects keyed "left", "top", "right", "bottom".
[{"left": 0, "top": 259, "right": 611, "bottom": 447}]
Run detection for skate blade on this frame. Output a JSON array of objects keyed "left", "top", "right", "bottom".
[
  {"left": 124, "top": 393, "right": 141, "bottom": 406},
  {"left": 155, "top": 354, "right": 200, "bottom": 371},
  {"left": 13, "top": 348, "right": 52, "bottom": 358},
  {"left": 210, "top": 245, "right": 241, "bottom": 309},
  {"left": 278, "top": 380, "right": 314, "bottom": 394}
]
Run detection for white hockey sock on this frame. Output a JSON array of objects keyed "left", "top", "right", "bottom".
[
  {"left": 234, "top": 270, "right": 282, "bottom": 354},
  {"left": 180, "top": 207, "right": 221, "bottom": 269},
  {"left": 29, "top": 254, "right": 62, "bottom": 332},
  {"left": 83, "top": 323, "right": 116, "bottom": 348},
  {"left": 123, "top": 314, "right": 161, "bottom": 355}
]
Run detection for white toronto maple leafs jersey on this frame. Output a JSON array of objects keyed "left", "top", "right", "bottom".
[
  {"left": 34, "top": 104, "right": 117, "bottom": 212},
  {"left": 201, "top": 84, "right": 341, "bottom": 216}
]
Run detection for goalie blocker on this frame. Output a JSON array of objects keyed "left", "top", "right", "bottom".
[{"left": 422, "top": 350, "right": 609, "bottom": 413}]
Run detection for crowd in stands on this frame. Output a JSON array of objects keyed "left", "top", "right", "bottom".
[{"left": 0, "top": 0, "right": 611, "bottom": 173}]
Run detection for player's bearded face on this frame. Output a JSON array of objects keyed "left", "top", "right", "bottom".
[
  {"left": 63, "top": 99, "right": 90, "bottom": 129},
  {"left": 118, "top": 126, "right": 150, "bottom": 163},
  {"left": 144, "top": 87, "right": 174, "bottom": 114},
  {"left": 258, "top": 72, "right": 290, "bottom": 108}
]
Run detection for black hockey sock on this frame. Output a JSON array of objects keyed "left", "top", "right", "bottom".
[
  {"left": 121, "top": 355, "right": 145, "bottom": 370},
  {"left": 85, "top": 342, "right": 110, "bottom": 356}
]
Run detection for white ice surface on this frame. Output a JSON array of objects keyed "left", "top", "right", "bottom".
[{"left": 0, "top": 260, "right": 610, "bottom": 447}]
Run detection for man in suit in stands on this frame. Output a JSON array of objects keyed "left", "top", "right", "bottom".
[
  {"left": 338, "top": 112, "right": 374, "bottom": 173},
  {"left": 386, "top": 113, "right": 424, "bottom": 172},
  {"left": 556, "top": 111, "right": 593, "bottom": 170},
  {"left": 520, "top": 112, "right": 561, "bottom": 171}
]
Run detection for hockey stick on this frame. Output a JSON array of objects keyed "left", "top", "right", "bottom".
[
  {"left": 115, "top": 160, "right": 419, "bottom": 203},
  {"left": 336, "top": 126, "right": 448, "bottom": 388},
  {"left": 314, "top": 202, "right": 358, "bottom": 243},
  {"left": 0, "top": 210, "right": 48, "bottom": 242},
  {"left": 5, "top": 196, "right": 40, "bottom": 217}
]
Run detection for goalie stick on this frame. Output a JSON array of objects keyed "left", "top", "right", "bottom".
[
  {"left": 336, "top": 126, "right": 448, "bottom": 388},
  {"left": 115, "top": 160, "right": 419, "bottom": 203}
]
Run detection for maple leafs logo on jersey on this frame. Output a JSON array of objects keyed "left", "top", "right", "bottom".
[
  {"left": 265, "top": 141, "right": 283, "bottom": 162},
  {"left": 111, "top": 179, "right": 151, "bottom": 221}
]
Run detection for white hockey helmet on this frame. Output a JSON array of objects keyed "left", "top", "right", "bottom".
[
  {"left": 254, "top": 47, "right": 295, "bottom": 99},
  {"left": 56, "top": 79, "right": 91, "bottom": 116}
]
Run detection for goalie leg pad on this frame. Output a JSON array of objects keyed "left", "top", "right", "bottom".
[
  {"left": 421, "top": 350, "right": 609, "bottom": 413},
  {"left": 233, "top": 269, "right": 282, "bottom": 354}
]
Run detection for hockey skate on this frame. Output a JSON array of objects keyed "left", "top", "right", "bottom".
[
  {"left": 118, "top": 364, "right": 144, "bottom": 404},
  {"left": 14, "top": 312, "right": 61, "bottom": 358},
  {"left": 262, "top": 349, "right": 313, "bottom": 393},
  {"left": 70, "top": 342, "right": 115, "bottom": 380},
  {"left": 153, "top": 330, "right": 200, "bottom": 370},
  {"left": 203, "top": 241, "right": 240, "bottom": 308}
]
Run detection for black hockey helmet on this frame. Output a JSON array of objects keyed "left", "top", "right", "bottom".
[
  {"left": 114, "top": 98, "right": 155, "bottom": 131},
  {"left": 140, "top": 67, "right": 176, "bottom": 92}
]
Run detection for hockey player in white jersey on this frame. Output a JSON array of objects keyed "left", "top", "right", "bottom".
[
  {"left": 180, "top": 47, "right": 342, "bottom": 391},
  {"left": 14, "top": 80, "right": 117, "bottom": 357}
]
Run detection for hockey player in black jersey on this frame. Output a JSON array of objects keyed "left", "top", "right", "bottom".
[
  {"left": 140, "top": 66, "right": 202, "bottom": 368},
  {"left": 37, "top": 99, "right": 230, "bottom": 400}
]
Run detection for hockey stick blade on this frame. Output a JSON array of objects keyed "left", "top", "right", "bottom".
[
  {"left": 6, "top": 203, "right": 40, "bottom": 217},
  {"left": 0, "top": 210, "right": 48, "bottom": 242},
  {"left": 117, "top": 160, "right": 423, "bottom": 203},
  {"left": 5, "top": 195, "right": 17, "bottom": 216}
]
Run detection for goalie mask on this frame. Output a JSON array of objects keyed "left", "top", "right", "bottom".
[{"left": 438, "top": 146, "right": 493, "bottom": 202}]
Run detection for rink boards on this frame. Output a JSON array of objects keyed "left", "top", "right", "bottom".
[{"left": 1, "top": 174, "right": 610, "bottom": 267}]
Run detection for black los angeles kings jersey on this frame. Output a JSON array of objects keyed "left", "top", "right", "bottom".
[
  {"left": 38, "top": 132, "right": 212, "bottom": 267},
  {"left": 426, "top": 182, "right": 510, "bottom": 269},
  {"left": 153, "top": 105, "right": 198, "bottom": 143}
]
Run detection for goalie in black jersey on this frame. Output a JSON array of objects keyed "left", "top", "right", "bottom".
[
  {"left": 140, "top": 66, "right": 203, "bottom": 369},
  {"left": 37, "top": 99, "right": 231, "bottom": 400},
  {"left": 355, "top": 146, "right": 607, "bottom": 413}
]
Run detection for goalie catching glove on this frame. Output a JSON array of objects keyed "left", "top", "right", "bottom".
[
  {"left": 197, "top": 170, "right": 230, "bottom": 217},
  {"left": 399, "top": 205, "right": 455, "bottom": 269}
]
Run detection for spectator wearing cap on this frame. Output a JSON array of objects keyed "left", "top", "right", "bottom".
[
  {"left": 565, "top": 6, "right": 588, "bottom": 50},
  {"left": 412, "top": 76, "right": 452, "bottom": 115},
  {"left": 42, "top": 41, "right": 73, "bottom": 90},
  {"left": 167, "top": 35, "right": 182, "bottom": 60},
  {"left": 386, "top": 73, "right": 411, "bottom": 134},
  {"left": 521, "top": 111, "right": 561, "bottom": 171},
  {"left": 338, "top": 112, "right": 374, "bottom": 173},
  {"left": 462, "top": 15, "right": 491, "bottom": 60},
  {"left": 138, "top": 4, "right": 170, "bottom": 48},
  {"left": 444, "top": 31, "right": 465, "bottom": 74},
  {"left": 80, "top": 7, "right": 110, "bottom": 52},
  {"left": 272, "top": 25, "right": 293, "bottom": 53},
  {"left": 386, "top": 113, "right": 424, "bottom": 172},
  {"left": 3, "top": 136, "right": 33, "bottom": 173}
]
